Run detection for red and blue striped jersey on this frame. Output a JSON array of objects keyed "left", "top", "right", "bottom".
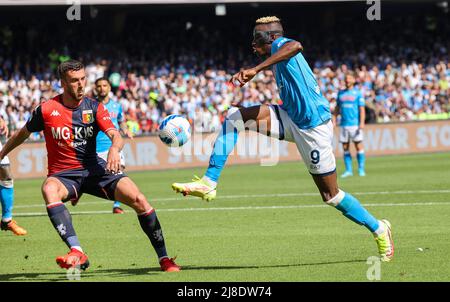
[{"left": 26, "top": 94, "right": 116, "bottom": 176}]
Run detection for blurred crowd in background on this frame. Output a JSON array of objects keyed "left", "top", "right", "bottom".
[{"left": 0, "top": 4, "right": 448, "bottom": 139}]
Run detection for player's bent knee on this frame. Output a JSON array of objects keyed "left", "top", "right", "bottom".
[
  {"left": 225, "top": 107, "right": 245, "bottom": 131},
  {"left": 0, "top": 179, "right": 13, "bottom": 188},
  {"left": 127, "top": 192, "right": 150, "bottom": 212},
  {"left": 42, "top": 180, "right": 61, "bottom": 197},
  {"left": 136, "top": 193, "right": 148, "bottom": 205},
  {"left": 0, "top": 165, "right": 13, "bottom": 180}
]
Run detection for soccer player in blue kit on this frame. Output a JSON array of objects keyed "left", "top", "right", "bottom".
[
  {"left": 94, "top": 77, "right": 133, "bottom": 214},
  {"left": 334, "top": 74, "right": 366, "bottom": 178},
  {"left": 0, "top": 117, "right": 27, "bottom": 235},
  {"left": 172, "top": 16, "right": 394, "bottom": 261}
]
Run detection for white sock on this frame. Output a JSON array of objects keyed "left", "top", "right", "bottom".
[
  {"left": 373, "top": 221, "right": 385, "bottom": 237},
  {"left": 159, "top": 256, "right": 169, "bottom": 262},
  {"left": 202, "top": 176, "right": 217, "bottom": 188},
  {"left": 72, "top": 246, "right": 83, "bottom": 253}
]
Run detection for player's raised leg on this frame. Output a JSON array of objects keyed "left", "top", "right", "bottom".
[
  {"left": 41, "top": 177, "right": 89, "bottom": 270},
  {"left": 172, "top": 104, "right": 276, "bottom": 201},
  {"left": 297, "top": 121, "right": 393, "bottom": 262},
  {"left": 115, "top": 177, "right": 180, "bottom": 272},
  {"left": 313, "top": 173, "right": 393, "bottom": 261},
  {"left": 0, "top": 163, "right": 27, "bottom": 236}
]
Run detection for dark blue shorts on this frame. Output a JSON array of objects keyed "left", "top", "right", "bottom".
[{"left": 51, "top": 167, "right": 127, "bottom": 203}]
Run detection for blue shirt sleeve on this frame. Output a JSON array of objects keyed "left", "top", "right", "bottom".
[
  {"left": 271, "top": 37, "right": 295, "bottom": 54},
  {"left": 117, "top": 104, "right": 124, "bottom": 123}
]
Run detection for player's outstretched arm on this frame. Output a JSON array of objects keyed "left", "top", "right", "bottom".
[
  {"left": 105, "top": 129, "right": 124, "bottom": 174},
  {"left": 0, "top": 126, "right": 31, "bottom": 159},
  {"left": 231, "top": 41, "right": 302, "bottom": 87},
  {"left": 254, "top": 41, "right": 303, "bottom": 73}
]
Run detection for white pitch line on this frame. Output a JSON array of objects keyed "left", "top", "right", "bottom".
[
  {"left": 13, "top": 201, "right": 450, "bottom": 217},
  {"left": 12, "top": 189, "right": 450, "bottom": 209}
]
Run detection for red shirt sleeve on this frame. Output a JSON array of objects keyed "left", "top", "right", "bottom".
[{"left": 96, "top": 102, "right": 117, "bottom": 133}]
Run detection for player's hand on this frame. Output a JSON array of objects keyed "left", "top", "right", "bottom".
[
  {"left": 124, "top": 129, "right": 134, "bottom": 140},
  {"left": 0, "top": 119, "right": 8, "bottom": 137},
  {"left": 230, "top": 68, "right": 258, "bottom": 87},
  {"left": 106, "top": 146, "right": 121, "bottom": 174},
  {"left": 356, "top": 126, "right": 364, "bottom": 137}
]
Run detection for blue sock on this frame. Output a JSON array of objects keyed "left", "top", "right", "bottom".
[
  {"left": 332, "top": 191, "right": 379, "bottom": 232},
  {"left": 0, "top": 184, "right": 14, "bottom": 221},
  {"left": 357, "top": 151, "right": 366, "bottom": 172},
  {"left": 113, "top": 201, "right": 121, "bottom": 208},
  {"left": 343, "top": 151, "right": 353, "bottom": 173},
  {"left": 205, "top": 112, "right": 242, "bottom": 182},
  {"left": 46, "top": 203, "right": 81, "bottom": 249}
]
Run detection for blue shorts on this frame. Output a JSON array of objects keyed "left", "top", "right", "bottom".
[{"left": 51, "top": 167, "right": 127, "bottom": 203}]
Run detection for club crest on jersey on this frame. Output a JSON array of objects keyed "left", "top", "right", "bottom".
[{"left": 82, "top": 110, "right": 94, "bottom": 124}]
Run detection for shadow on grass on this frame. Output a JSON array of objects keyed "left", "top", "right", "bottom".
[
  {"left": 180, "top": 259, "right": 367, "bottom": 271},
  {"left": 0, "top": 259, "right": 366, "bottom": 281},
  {"left": 0, "top": 267, "right": 160, "bottom": 282}
]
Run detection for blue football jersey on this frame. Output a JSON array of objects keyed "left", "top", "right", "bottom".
[
  {"left": 271, "top": 37, "right": 331, "bottom": 130},
  {"left": 96, "top": 99, "right": 124, "bottom": 152},
  {"left": 336, "top": 88, "right": 365, "bottom": 127}
]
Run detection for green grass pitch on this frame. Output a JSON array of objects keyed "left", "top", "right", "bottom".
[{"left": 0, "top": 152, "right": 449, "bottom": 281}]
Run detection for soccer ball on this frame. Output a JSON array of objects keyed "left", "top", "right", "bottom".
[{"left": 158, "top": 115, "right": 191, "bottom": 147}]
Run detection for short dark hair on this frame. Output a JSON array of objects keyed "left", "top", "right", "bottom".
[
  {"left": 94, "top": 77, "right": 111, "bottom": 87},
  {"left": 57, "top": 60, "right": 84, "bottom": 80}
]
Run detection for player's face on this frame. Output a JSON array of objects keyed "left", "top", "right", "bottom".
[
  {"left": 252, "top": 25, "right": 272, "bottom": 57},
  {"left": 62, "top": 69, "right": 86, "bottom": 101},
  {"left": 252, "top": 42, "right": 268, "bottom": 57},
  {"left": 345, "top": 75, "right": 356, "bottom": 88},
  {"left": 95, "top": 80, "right": 111, "bottom": 99}
]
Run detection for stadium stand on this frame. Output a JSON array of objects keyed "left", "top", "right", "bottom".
[{"left": 0, "top": 2, "right": 448, "bottom": 139}]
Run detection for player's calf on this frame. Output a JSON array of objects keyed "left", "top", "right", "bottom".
[
  {"left": 46, "top": 202, "right": 83, "bottom": 252},
  {"left": 138, "top": 207, "right": 180, "bottom": 271},
  {"left": 0, "top": 166, "right": 26, "bottom": 235},
  {"left": 115, "top": 178, "right": 180, "bottom": 271},
  {"left": 0, "top": 178, "right": 26, "bottom": 235}
]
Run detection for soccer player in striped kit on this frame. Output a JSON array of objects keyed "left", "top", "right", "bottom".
[{"left": 0, "top": 60, "right": 180, "bottom": 272}]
